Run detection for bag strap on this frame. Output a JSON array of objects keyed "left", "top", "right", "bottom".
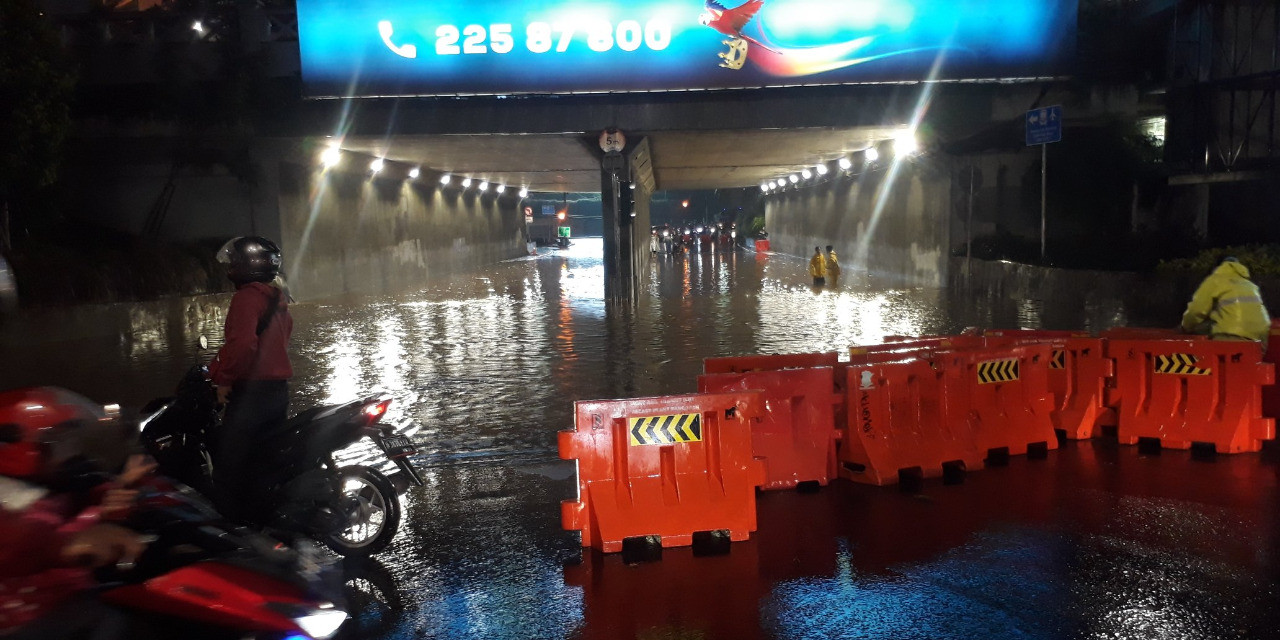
[{"left": 255, "top": 288, "right": 283, "bottom": 337}]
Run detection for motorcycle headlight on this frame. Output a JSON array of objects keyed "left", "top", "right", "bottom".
[
  {"left": 294, "top": 608, "right": 347, "bottom": 639},
  {"left": 269, "top": 602, "right": 347, "bottom": 639}
]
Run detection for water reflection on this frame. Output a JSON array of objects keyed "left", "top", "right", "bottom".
[{"left": 0, "top": 238, "right": 1224, "bottom": 640}]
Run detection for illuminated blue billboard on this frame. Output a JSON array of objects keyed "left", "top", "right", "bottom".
[{"left": 297, "top": 0, "right": 1077, "bottom": 98}]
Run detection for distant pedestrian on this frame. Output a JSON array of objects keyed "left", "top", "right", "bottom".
[
  {"left": 809, "top": 246, "right": 827, "bottom": 287},
  {"left": 826, "top": 245, "right": 841, "bottom": 282},
  {"left": 1180, "top": 256, "right": 1270, "bottom": 345}
]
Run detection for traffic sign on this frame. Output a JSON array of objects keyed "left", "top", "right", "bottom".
[{"left": 1026, "top": 106, "right": 1063, "bottom": 146}]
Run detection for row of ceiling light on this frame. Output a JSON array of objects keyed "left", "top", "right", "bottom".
[
  {"left": 760, "top": 132, "right": 919, "bottom": 193},
  {"left": 320, "top": 144, "right": 530, "bottom": 198}
]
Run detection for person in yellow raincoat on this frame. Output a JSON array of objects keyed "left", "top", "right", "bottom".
[
  {"left": 809, "top": 246, "right": 827, "bottom": 287},
  {"left": 826, "top": 245, "right": 841, "bottom": 284},
  {"left": 1180, "top": 257, "right": 1271, "bottom": 344}
]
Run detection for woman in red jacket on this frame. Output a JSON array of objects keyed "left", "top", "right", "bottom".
[{"left": 209, "top": 236, "right": 293, "bottom": 522}]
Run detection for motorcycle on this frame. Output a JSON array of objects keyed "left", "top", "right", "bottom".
[
  {"left": 139, "top": 360, "right": 424, "bottom": 558},
  {"left": 97, "top": 481, "right": 350, "bottom": 639}
]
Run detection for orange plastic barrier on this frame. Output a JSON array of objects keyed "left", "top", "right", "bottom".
[
  {"left": 840, "top": 358, "right": 984, "bottom": 486},
  {"left": 983, "top": 329, "right": 1090, "bottom": 342},
  {"left": 755, "top": 239, "right": 771, "bottom": 252},
  {"left": 1264, "top": 320, "right": 1280, "bottom": 421},
  {"left": 848, "top": 337, "right": 980, "bottom": 366},
  {"left": 703, "top": 352, "right": 839, "bottom": 375},
  {"left": 1100, "top": 327, "right": 1198, "bottom": 340},
  {"left": 559, "top": 392, "right": 767, "bottom": 553},
  {"left": 936, "top": 345, "right": 1059, "bottom": 457},
  {"left": 1108, "top": 339, "right": 1274, "bottom": 452},
  {"left": 984, "top": 332, "right": 1115, "bottom": 440},
  {"left": 698, "top": 368, "right": 842, "bottom": 490}
]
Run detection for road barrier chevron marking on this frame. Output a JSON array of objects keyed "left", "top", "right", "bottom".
[
  {"left": 628, "top": 413, "right": 703, "bottom": 446},
  {"left": 1050, "top": 350, "right": 1066, "bottom": 369},
  {"left": 1154, "top": 353, "right": 1212, "bottom": 376},
  {"left": 977, "top": 358, "right": 1020, "bottom": 384}
]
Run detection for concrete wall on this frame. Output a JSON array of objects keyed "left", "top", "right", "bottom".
[
  {"left": 61, "top": 136, "right": 283, "bottom": 242},
  {"left": 278, "top": 162, "right": 525, "bottom": 300},
  {"left": 764, "top": 158, "right": 951, "bottom": 287}
]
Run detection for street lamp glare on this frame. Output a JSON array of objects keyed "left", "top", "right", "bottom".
[
  {"left": 408, "top": 167, "right": 420, "bottom": 179},
  {"left": 369, "top": 158, "right": 384, "bottom": 173},
  {"left": 865, "top": 147, "right": 880, "bottom": 163},
  {"left": 838, "top": 157, "right": 853, "bottom": 170},
  {"left": 440, "top": 174, "right": 452, "bottom": 185}
]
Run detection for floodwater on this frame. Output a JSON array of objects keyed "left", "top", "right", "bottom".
[{"left": 3, "top": 239, "right": 1277, "bottom": 639}]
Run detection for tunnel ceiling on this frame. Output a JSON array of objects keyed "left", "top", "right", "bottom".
[{"left": 336, "top": 126, "right": 902, "bottom": 193}]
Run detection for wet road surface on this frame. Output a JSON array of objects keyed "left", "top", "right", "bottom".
[{"left": 4, "top": 240, "right": 1279, "bottom": 639}]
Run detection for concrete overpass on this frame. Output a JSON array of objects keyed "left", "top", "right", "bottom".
[{"left": 46, "top": 2, "right": 1179, "bottom": 300}]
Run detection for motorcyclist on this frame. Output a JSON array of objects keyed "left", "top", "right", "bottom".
[
  {"left": 0, "top": 387, "right": 156, "bottom": 639},
  {"left": 1179, "top": 256, "right": 1270, "bottom": 345},
  {"left": 208, "top": 237, "right": 293, "bottom": 522}
]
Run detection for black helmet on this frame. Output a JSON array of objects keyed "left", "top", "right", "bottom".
[{"left": 217, "top": 236, "right": 282, "bottom": 285}]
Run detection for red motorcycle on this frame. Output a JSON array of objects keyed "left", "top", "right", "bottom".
[{"left": 96, "top": 482, "right": 350, "bottom": 639}]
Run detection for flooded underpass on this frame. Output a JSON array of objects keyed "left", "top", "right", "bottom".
[{"left": 4, "top": 239, "right": 1280, "bottom": 639}]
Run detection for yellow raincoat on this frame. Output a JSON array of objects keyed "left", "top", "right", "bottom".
[
  {"left": 809, "top": 253, "right": 827, "bottom": 278},
  {"left": 827, "top": 251, "right": 841, "bottom": 277},
  {"left": 1180, "top": 260, "right": 1271, "bottom": 342}
]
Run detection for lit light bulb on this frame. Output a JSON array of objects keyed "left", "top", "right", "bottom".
[
  {"left": 408, "top": 167, "right": 420, "bottom": 179},
  {"left": 801, "top": 169, "right": 812, "bottom": 180},
  {"left": 320, "top": 146, "right": 341, "bottom": 168},
  {"left": 519, "top": 187, "right": 529, "bottom": 198},
  {"left": 496, "top": 184, "right": 506, "bottom": 193},
  {"left": 865, "top": 147, "right": 880, "bottom": 163},
  {"left": 789, "top": 175, "right": 799, "bottom": 184},
  {"left": 838, "top": 157, "right": 853, "bottom": 170},
  {"left": 462, "top": 178, "right": 473, "bottom": 188},
  {"left": 893, "top": 130, "right": 918, "bottom": 156},
  {"left": 440, "top": 174, "right": 452, "bottom": 185},
  {"left": 369, "top": 158, "right": 384, "bottom": 173},
  {"left": 760, "top": 183, "right": 770, "bottom": 192},
  {"left": 478, "top": 181, "right": 489, "bottom": 191},
  {"left": 775, "top": 179, "right": 785, "bottom": 188},
  {"left": 816, "top": 164, "right": 829, "bottom": 175}
]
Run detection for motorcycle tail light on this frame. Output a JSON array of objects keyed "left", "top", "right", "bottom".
[{"left": 363, "top": 400, "right": 391, "bottom": 422}]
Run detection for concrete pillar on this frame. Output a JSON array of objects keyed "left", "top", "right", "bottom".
[{"left": 601, "top": 157, "right": 631, "bottom": 300}]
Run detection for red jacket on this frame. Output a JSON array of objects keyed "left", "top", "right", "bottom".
[
  {"left": 209, "top": 282, "right": 293, "bottom": 386},
  {"left": 0, "top": 483, "right": 107, "bottom": 632}
]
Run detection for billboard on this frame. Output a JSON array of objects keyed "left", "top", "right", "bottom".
[{"left": 298, "top": 0, "right": 1077, "bottom": 98}]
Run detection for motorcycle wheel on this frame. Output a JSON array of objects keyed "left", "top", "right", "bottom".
[{"left": 325, "top": 466, "right": 401, "bottom": 557}]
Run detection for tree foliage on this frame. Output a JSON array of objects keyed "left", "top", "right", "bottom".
[{"left": 0, "top": 0, "right": 75, "bottom": 196}]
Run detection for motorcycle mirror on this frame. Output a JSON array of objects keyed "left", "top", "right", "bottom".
[{"left": 198, "top": 335, "right": 208, "bottom": 351}]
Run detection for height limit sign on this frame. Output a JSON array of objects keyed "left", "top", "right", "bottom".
[{"left": 1026, "top": 106, "right": 1063, "bottom": 146}]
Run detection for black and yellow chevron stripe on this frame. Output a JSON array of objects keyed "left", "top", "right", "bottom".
[
  {"left": 1154, "top": 354, "right": 1211, "bottom": 376},
  {"left": 977, "top": 358, "right": 1020, "bottom": 384},
  {"left": 1050, "top": 350, "right": 1066, "bottom": 369},
  {"left": 628, "top": 413, "right": 703, "bottom": 446}
]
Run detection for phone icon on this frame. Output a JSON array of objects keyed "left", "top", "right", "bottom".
[{"left": 378, "top": 21, "right": 417, "bottom": 59}]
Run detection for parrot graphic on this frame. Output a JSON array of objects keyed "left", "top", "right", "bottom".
[{"left": 699, "top": 0, "right": 778, "bottom": 53}]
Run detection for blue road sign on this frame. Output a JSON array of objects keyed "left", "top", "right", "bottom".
[{"left": 1026, "top": 106, "right": 1063, "bottom": 146}]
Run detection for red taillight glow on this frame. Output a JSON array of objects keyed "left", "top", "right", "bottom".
[{"left": 363, "top": 400, "right": 390, "bottom": 422}]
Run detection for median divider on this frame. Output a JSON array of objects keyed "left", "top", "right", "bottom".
[
  {"left": 1108, "top": 339, "right": 1274, "bottom": 452},
  {"left": 698, "top": 367, "right": 842, "bottom": 490},
  {"left": 559, "top": 392, "right": 767, "bottom": 554}
]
